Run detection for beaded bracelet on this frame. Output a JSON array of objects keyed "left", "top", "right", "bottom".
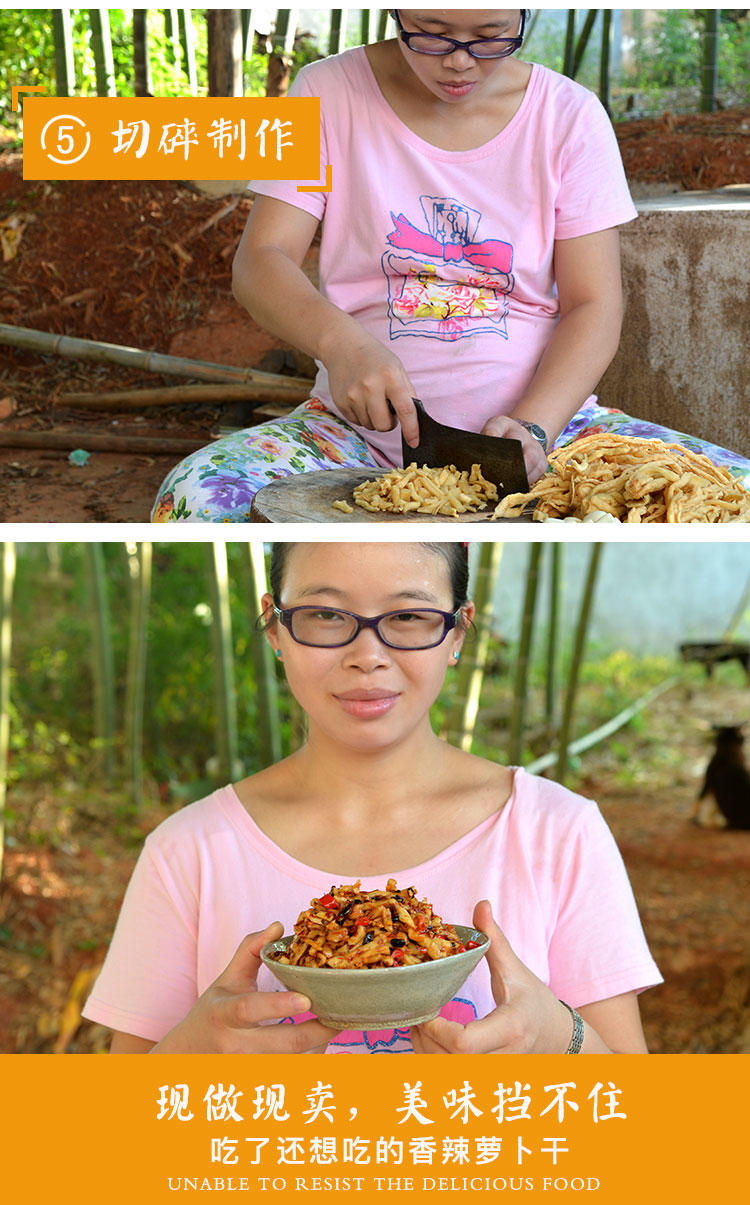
[{"left": 559, "top": 1001, "right": 585, "bottom": 1053}]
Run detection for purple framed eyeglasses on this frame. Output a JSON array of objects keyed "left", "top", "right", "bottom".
[
  {"left": 273, "top": 605, "right": 462, "bottom": 649},
  {"left": 393, "top": 10, "right": 526, "bottom": 59}
]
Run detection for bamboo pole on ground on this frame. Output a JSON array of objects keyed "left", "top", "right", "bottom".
[
  {"left": 527, "top": 675, "right": 680, "bottom": 777},
  {"left": 444, "top": 542, "right": 503, "bottom": 752},
  {"left": 0, "top": 324, "right": 312, "bottom": 392},
  {"left": 555, "top": 544, "right": 604, "bottom": 783},
  {"left": 0, "top": 543, "right": 16, "bottom": 884},
  {"left": 0, "top": 430, "right": 209, "bottom": 456},
  {"left": 57, "top": 381, "right": 311, "bottom": 409},
  {"left": 208, "top": 544, "right": 240, "bottom": 783},
  {"left": 508, "top": 544, "right": 543, "bottom": 765}
]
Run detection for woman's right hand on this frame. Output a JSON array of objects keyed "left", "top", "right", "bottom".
[
  {"left": 151, "top": 923, "right": 338, "bottom": 1054},
  {"left": 323, "top": 331, "right": 420, "bottom": 447}
]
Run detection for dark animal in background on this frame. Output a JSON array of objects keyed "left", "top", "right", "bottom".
[
  {"left": 693, "top": 726, "right": 750, "bottom": 830},
  {"left": 679, "top": 641, "right": 750, "bottom": 682}
]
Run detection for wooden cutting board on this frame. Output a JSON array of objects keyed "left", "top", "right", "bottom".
[{"left": 249, "top": 468, "right": 531, "bottom": 523}]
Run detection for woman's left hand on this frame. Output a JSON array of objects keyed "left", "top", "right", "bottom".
[
  {"left": 411, "top": 900, "right": 574, "bottom": 1054},
  {"left": 480, "top": 416, "right": 549, "bottom": 487}
]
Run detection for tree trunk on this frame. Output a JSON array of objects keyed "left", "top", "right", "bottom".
[
  {"left": 208, "top": 544, "right": 239, "bottom": 783},
  {"left": 700, "top": 9, "right": 720, "bottom": 113},
  {"left": 178, "top": 9, "right": 198, "bottom": 92},
  {"left": 509, "top": 544, "right": 543, "bottom": 765},
  {"left": 85, "top": 544, "right": 116, "bottom": 783},
  {"left": 444, "top": 542, "right": 503, "bottom": 752},
  {"left": 555, "top": 544, "right": 604, "bottom": 783},
  {"left": 124, "top": 542, "right": 152, "bottom": 809},
  {"left": 0, "top": 543, "right": 16, "bottom": 884},
  {"left": 133, "top": 10, "right": 153, "bottom": 97},
  {"left": 242, "top": 544, "right": 281, "bottom": 767},
  {"left": 208, "top": 9, "right": 244, "bottom": 96},
  {"left": 52, "top": 9, "right": 75, "bottom": 97},
  {"left": 89, "top": 9, "right": 117, "bottom": 96},
  {"left": 377, "top": 10, "right": 389, "bottom": 41}
]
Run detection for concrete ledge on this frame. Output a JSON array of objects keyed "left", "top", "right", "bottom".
[{"left": 598, "top": 188, "right": 749, "bottom": 457}]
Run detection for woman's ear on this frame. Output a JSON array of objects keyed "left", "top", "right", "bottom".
[{"left": 260, "top": 592, "right": 277, "bottom": 643}]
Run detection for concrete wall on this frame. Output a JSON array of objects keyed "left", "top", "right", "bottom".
[
  {"left": 597, "top": 194, "right": 750, "bottom": 459},
  {"left": 485, "top": 543, "right": 750, "bottom": 655}
]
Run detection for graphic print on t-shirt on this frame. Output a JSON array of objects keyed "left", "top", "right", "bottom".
[{"left": 382, "top": 195, "right": 515, "bottom": 343}]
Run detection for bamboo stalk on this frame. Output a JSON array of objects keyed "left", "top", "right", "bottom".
[
  {"left": 242, "top": 542, "right": 281, "bottom": 767},
  {"left": 572, "top": 9, "right": 600, "bottom": 78},
  {"left": 85, "top": 544, "right": 117, "bottom": 782},
  {"left": 179, "top": 9, "right": 198, "bottom": 92},
  {"left": 208, "top": 543, "right": 239, "bottom": 783},
  {"left": 0, "top": 430, "right": 208, "bottom": 455},
  {"left": 599, "top": 8, "right": 612, "bottom": 115},
  {"left": 544, "top": 543, "right": 562, "bottom": 731},
  {"left": 89, "top": 9, "right": 117, "bottom": 96},
  {"left": 0, "top": 542, "right": 16, "bottom": 884},
  {"left": 444, "top": 542, "right": 503, "bottom": 752},
  {"left": 52, "top": 9, "right": 75, "bottom": 97},
  {"left": 508, "top": 544, "right": 543, "bottom": 765},
  {"left": 57, "top": 381, "right": 311, "bottom": 409},
  {"left": 124, "top": 542, "right": 152, "bottom": 810},
  {"left": 0, "top": 324, "right": 313, "bottom": 390},
  {"left": 555, "top": 544, "right": 604, "bottom": 783}
]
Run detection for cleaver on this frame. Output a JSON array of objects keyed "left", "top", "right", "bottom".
[{"left": 400, "top": 398, "right": 529, "bottom": 497}]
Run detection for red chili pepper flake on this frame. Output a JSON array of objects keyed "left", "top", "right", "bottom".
[
  {"left": 465, "top": 940, "right": 480, "bottom": 950},
  {"left": 319, "top": 893, "right": 338, "bottom": 911},
  {"left": 391, "top": 948, "right": 405, "bottom": 966},
  {"left": 456, "top": 943, "right": 466, "bottom": 953}
]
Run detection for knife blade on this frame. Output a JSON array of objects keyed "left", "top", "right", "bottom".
[{"left": 400, "top": 399, "right": 530, "bottom": 496}]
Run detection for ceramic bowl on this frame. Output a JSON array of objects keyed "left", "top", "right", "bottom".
[{"left": 260, "top": 924, "right": 489, "bottom": 1030}]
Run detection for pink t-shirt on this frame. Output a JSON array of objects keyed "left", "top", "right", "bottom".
[
  {"left": 251, "top": 48, "right": 638, "bottom": 466},
  {"left": 82, "top": 768, "right": 660, "bottom": 1054}
]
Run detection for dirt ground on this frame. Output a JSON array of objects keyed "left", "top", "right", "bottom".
[
  {"left": 0, "top": 673, "right": 747, "bottom": 1055},
  {"left": 1, "top": 108, "right": 749, "bottom": 522}
]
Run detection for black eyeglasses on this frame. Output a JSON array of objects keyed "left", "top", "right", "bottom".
[
  {"left": 274, "top": 605, "right": 461, "bottom": 649},
  {"left": 393, "top": 10, "right": 525, "bottom": 60}
]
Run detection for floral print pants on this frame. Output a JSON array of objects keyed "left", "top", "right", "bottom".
[{"left": 151, "top": 397, "right": 750, "bottom": 523}]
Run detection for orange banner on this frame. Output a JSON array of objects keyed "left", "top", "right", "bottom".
[
  {"left": 0, "top": 1054, "right": 743, "bottom": 1203},
  {"left": 21, "top": 96, "right": 320, "bottom": 181}
]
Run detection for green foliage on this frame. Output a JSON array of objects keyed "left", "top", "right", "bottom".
[{"left": 623, "top": 10, "right": 750, "bottom": 111}]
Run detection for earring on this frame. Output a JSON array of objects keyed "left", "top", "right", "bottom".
[
  {"left": 453, "top": 651, "right": 460, "bottom": 662},
  {"left": 275, "top": 649, "right": 283, "bottom": 660}
]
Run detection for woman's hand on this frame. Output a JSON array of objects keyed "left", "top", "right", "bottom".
[
  {"left": 481, "top": 416, "right": 549, "bottom": 487},
  {"left": 151, "top": 923, "right": 338, "bottom": 1054},
  {"left": 323, "top": 331, "right": 421, "bottom": 447},
  {"left": 411, "top": 901, "right": 574, "bottom": 1054}
]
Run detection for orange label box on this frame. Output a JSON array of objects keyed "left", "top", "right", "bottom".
[
  {"left": 1, "top": 1054, "right": 744, "bottom": 1204},
  {"left": 22, "top": 96, "right": 320, "bottom": 181}
]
